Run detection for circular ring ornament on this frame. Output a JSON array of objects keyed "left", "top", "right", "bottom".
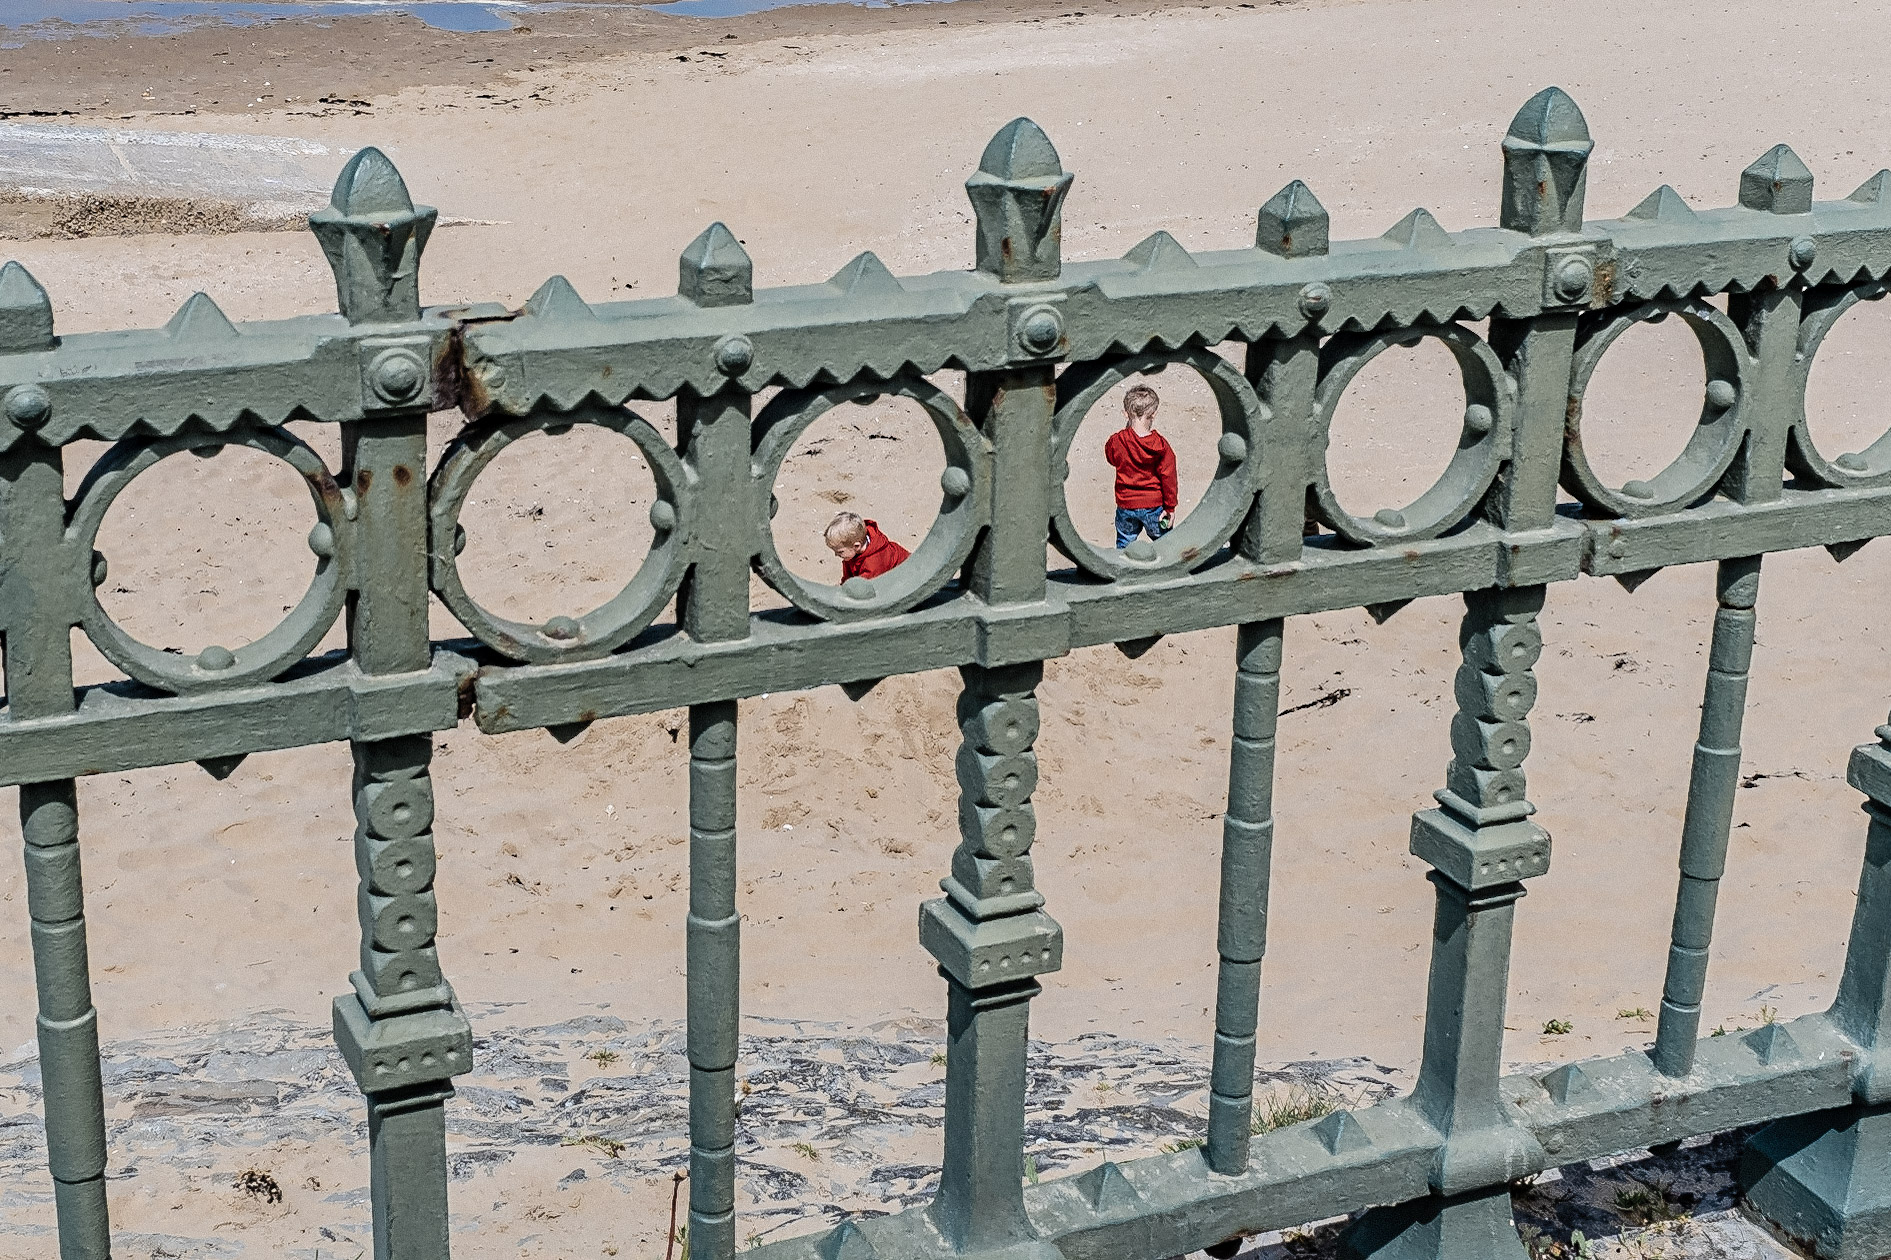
[
  {"left": 428, "top": 402, "right": 692, "bottom": 663},
  {"left": 1784, "top": 282, "right": 1891, "bottom": 489},
  {"left": 67, "top": 427, "right": 349, "bottom": 695},
  {"left": 751, "top": 375, "right": 990, "bottom": 623},
  {"left": 1309, "top": 324, "right": 1512, "bottom": 545},
  {"left": 1562, "top": 299, "right": 1750, "bottom": 518},
  {"left": 1049, "top": 347, "right": 1268, "bottom": 582}
]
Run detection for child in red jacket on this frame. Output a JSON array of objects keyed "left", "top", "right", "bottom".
[
  {"left": 1104, "top": 384, "right": 1177, "bottom": 547},
  {"left": 824, "top": 512, "right": 910, "bottom": 581}
]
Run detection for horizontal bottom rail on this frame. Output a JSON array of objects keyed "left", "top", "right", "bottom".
[{"left": 756, "top": 1012, "right": 1858, "bottom": 1260}]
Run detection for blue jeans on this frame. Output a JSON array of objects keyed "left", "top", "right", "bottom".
[{"left": 1115, "top": 506, "right": 1169, "bottom": 548}]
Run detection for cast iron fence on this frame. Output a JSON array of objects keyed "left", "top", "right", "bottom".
[{"left": 5, "top": 86, "right": 1891, "bottom": 1260}]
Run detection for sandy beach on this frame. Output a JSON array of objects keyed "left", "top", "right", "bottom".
[{"left": 3, "top": 0, "right": 1891, "bottom": 1253}]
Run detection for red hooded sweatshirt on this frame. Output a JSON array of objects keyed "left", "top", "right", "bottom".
[
  {"left": 1104, "top": 426, "right": 1178, "bottom": 512},
  {"left": 841, "top": 520, "right": 910, "bottom": 581}
]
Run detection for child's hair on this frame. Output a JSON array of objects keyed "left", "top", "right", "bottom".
[
  {"left": 1124, "top": 384, "right": 1160, "bottom": 419},
  {"left": 824, "top": 512, "right": 867, "bottom": 547}
]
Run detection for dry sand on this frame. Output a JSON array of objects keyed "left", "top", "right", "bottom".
[{"left": 4, "top": 0, "right": 1891, "bottom": 1253}]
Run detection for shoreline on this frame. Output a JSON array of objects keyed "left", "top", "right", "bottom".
[{"left": 1, "top": 0, "right": 1320, "bottom": 122}]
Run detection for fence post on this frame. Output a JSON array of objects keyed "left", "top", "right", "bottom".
[
  {"left": 1652, "top": 557, "right": 1761, "bottom": 1075},
  {"left": 1743, "top": 713, "right": 1891, "bottom": 1258},
  {"left": 315, "top": 148, "right": 472, "bottom": 1260},
  {"left": 963, "top": 118, "right": 1069, "bottom": 614},
  {"left": 1, "top": 261, "right": 111, "bottom": 1260},
  {"left": 1205, "top": 620, "right": 1284, "bottom": 1174},
  {"left": 1490, "top": 87, "right": 1591, "bottom": 532},
  {"left": 674, "top": 226, "right": 754, "bottom": 1260},
  {"left": 920, "top": 662, "right": 1063, "bottom": 1259},
  {"left": 1343, "top": 586, "right": 1550, "bottom": 1260}
]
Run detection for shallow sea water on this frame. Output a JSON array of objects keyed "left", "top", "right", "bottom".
[{"left": 0, "top": 0, "right": 946, "bottom": 42}]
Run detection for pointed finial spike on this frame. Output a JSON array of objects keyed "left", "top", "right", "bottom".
[
  {"left": 979, "top": 117, "right": 1063, "bottom": 180},
  {"left": 308, "top": 147, "right": 435, "bottom": 324},
  {"left": 679, "top": 223, "right": 753, "bottom": 308},
  {"left": 1312, "top": 1109, "right": 1372, "bottom": 1154},
  {"left": 1079, "top": 1161, "right": 1141, "bottom": 1210},
  {"left": 828, "top": 251, "right": 902, "bottom": 295},
  {"left": 328, "top": 147, "right": 415, "bottom": 217},
  {"left": 1507, "top": 86, "right": 1591, "bottom": 147},
  {"left": 1740, "top": 144, "right": 1814, "bottom": 214},
  {"left": 1848, "top": 170, "right": 1891, "bottom": 204},
  {"left": 1625, "top": 185, "right": 1697, "bottom": 223},
  {"left": 1381, "top": 209, "right": 1452, "bottom": 250},
  {"left": 1501, "top": 87, "right": 1593, "bottom": 235},
  {"left": 0, "top": 260, "right": 54, "bottom": 353},
  {"left": 1123, "top": 231, "right": 1197, "bottom": 272},
  {"left": 1257, "top": 179, "right": 1329, "bottom": 258},
  {"left": 966, "top": 118, "right": 1073, "bottom": 283},
  {"left": 165, "top": 292, "right": 239, "bottom": 341},
  {"left": 524, "top": 275, "right": 595, "bottom": 321}
]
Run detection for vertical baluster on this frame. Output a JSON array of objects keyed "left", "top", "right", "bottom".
[
  {"left": 1343, "top": 586, "right": 1551, "bottom": 1260},
  {"left": 1653, "top": 557, "right": 1761, "bottom": 1075},
  {"left": 687, "top": 701, "right": 740, "bottom": 1260},
  {"left": 314, "top": 148, "right": 471, "bottom": 1260},
  {"left": 1745, "top": 708, "right": 1891, "bottom": 1257},
  {"left": 2, "top": 260, "right": 110, "bottom": 1260},
  {"left": 919, "top": 663, "right": 1062, "bottom": 1260},
  {"left": 1206, "top": 620, "right": 1284, "bottom": 1174},
  {"left": 22, "top": 782, "right": 109, "bottom": 1260}
]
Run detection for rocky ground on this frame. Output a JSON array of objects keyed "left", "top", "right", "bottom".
[{"left": 0, "top": 1013, "right": 1801, "bottom": 1259}]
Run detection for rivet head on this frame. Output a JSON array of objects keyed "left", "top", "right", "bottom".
[
  {"left": 1373, "top": 508, "right": 1407, "bottom": 529},
  {"left": 542, "top": 615, "right": 581, "bottom": 641},
  {"left": 90, "top": 550, "right": 108, "bottom": 587},
  {"left": 453, "top": 523, "right": 467, "bottom": 555},
  {"left": 1553, "top": 255, "right": 1594, "bottom": 303},
  {"left": 1705, "top": 379, "right": 1737, "bottom": 411},
  {"left": 370, "top": 349, "right": 426, "bottom": 404},
  {"left": 307, "top": 522, "right": 335, "bottom": 558},
  {"left": 1789, "top": 236, "right": 1818, "bottom": 271},
  {"left": 197, "top": 644, "right": 236, "bottom": 672},
  {"left": 1217, "top": 432, "right": 1248, "bottom": 464},
  {"left": 1298, "top": 282, "right": 1331, "bottom": 319},
  {"left": 648, "top": 499, "right": 677, "bottom": 532},
  {"left": 940, "top": 466, "right": 972, "bottom": 498},
  {"left": 1463, "top": 403, "right": 1494, "bottom": 436},
  {"left": 1621, "top": 480, "right": 1655, "bottom": 500},
  {"left": 4, "top": 383, "right": 50, "bottom": 428},
  {"left": 1017, "top": 305, "right": 1063, "bottom": 355},
  {"left": 1124, "top": 538, "right": 1158, "bottom": 563},
  {"left": 1836, "top": 452, "right": 1868, "bottom": 472},
  {"left": 842, "top": 576, "right": 876, "bottom": 601},
  {"left": 1607, "top": 537, "right": 1628, "bottom": 558},
  {"left": 714, "top": 334, "right": 754, "bottom": 376}
]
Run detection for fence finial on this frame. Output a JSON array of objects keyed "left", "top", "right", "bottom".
[
  {"left": 966, "top": 118, "right": 1073, "bottom": 283},
  {"left": 1501, "top": 87, "right": 1592, "bottom": 236},
  {"left": 0, "top": 260, "right": 54, "bottom": 353},
  {"left": 309, "top": 147, "right": 436, "bottom": 324},
  {"left": 1256, "top": 180, "right": 1329, "bottom": 258},
  {"left": 679, "top": 223, "right": 753, "bottom": 308},
  {"left": 1740, "top": 144, "right": 1814, "bottom": 214}
]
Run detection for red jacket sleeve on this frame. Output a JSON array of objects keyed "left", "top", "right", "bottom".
[
  {"left": 1103, "top": 431, "right": 1125, "bottom": 469},
  {"left": 1158, "top": 437, "right": 1178, "bottom": 512}
]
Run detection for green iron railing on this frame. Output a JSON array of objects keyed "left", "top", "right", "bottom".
[{"left": 5, "top": 85, "right": 1891, "bottom": 1260}]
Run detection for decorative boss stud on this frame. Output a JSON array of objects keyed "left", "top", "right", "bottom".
[
  {"left": 714, "top": 334, "right": 754, "bottom": 376},
  {"left": 1015, "top": 305, "right": 1063, "bottom": 356},
  {"left": 369, "top": 348, "right": 427, "bottom": 406},
  {"left": 3, "top": 383, "right": 50, "bottom": 429},
  {"left": 1553, "top": 254, "right": 1595, "bottom": 303}
]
